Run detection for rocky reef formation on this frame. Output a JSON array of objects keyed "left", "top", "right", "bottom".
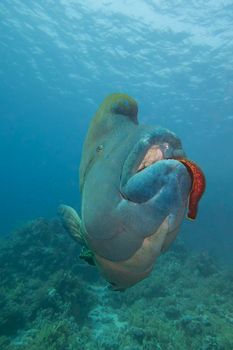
[{"left": 0, "top": 218, "right": 232, "bottom": 349}]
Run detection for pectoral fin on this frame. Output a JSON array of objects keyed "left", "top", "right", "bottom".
[
  {"left": 58, "top": 205, "right": 96, "bottom": 266},
  {"left": 58, "top": 204, "right": 84, "bottom": 244}
]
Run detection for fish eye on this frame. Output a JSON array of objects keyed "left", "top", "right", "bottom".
[{"left": 96, "top": 144, "right": 104, "bottom": 152}]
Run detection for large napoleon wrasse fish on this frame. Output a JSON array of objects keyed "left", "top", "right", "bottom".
[{"left": 59, "top": 94, "right": 205, "bottom": 291}]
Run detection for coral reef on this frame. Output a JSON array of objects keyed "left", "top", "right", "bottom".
[{"left": 0, "top": 219, "right": 232, "bottom": 349}]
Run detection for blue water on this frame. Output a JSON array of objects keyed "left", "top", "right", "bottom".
[{"left": 0, "top": 0, "right": 233, "bottom": 262}]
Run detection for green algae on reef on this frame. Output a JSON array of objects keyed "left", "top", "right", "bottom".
[{"left": 0, "top": 219, "right": 233, "bottom": 350}]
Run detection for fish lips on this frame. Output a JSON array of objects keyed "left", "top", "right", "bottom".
[{"left": 120, "top": 128, "right": 191, "bottom": 204}]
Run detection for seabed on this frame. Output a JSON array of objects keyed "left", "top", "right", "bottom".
[{"left": 0, "top": 219, "right": 232, "bottom": 350}]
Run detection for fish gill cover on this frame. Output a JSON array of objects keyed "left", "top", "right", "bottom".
[{"left": 0, "top": 0, "right": 233, "bottom": 349}]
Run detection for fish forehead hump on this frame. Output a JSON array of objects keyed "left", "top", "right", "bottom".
[{"left": 79, "top": 93, "right": 139, "bottom": 191}]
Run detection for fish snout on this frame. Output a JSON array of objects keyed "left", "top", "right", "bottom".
[
  {"left": 120, "top": 132, "right": 191, "bottom": 206},
  {"left": 121, "top": 158, "right": 191, "bottom": 208}
]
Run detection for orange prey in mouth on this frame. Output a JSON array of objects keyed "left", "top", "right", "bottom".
[{"left": 177, "top": 159, "right": 206, "bottom": 220}]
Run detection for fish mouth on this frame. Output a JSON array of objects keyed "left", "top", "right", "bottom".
[
  {"left": 136, "top": 144, "right": 164, "bottom": 172},
  {"left": 121, "top": 129, "right": 186, "bottom": 187},
  {"left": 121, "top": 136, "right": 205, "bottom": 221},
  {"left": 119, "top": 130, "right": 187, "bottom": 208},
  {"left": 136, "top": 143, "right": 174, "bottom": 172},
  {"left": 120, "top": 129, "right": 205, "bottom": 220}
]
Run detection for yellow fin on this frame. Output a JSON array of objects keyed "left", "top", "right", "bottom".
[{"left": 58, "top": 204, "right": 83, "bottom": 244}]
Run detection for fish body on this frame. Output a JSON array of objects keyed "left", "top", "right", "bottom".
[{"left": 59, "top": 93, "right": 205, "bottom": 290}]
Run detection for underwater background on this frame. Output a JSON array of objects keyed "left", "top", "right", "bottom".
[{"left": 0, "top": 1, "right": 233, "bottom": 349}]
